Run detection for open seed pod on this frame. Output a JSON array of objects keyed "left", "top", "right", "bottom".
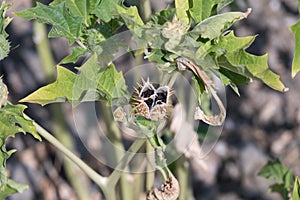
[
  {"left": 132, "top": 79, "right": 173, "bottom": 121},
  {"left": 147, "top": 169, "right": 180, "bottom": 200}
]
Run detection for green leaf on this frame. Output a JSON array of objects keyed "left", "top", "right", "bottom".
[
  {"left": 219, "top": 67, "right": 249, "bottom": 95},
  {"left": 0, "top": 2, "right": 12, "bottom": 61},
  {"left": 258, "top": 159, "right": 295, "bottom": 191},
  {"left": 134, "top": 115, "right": 165, "bottom": 148},
  {"left": 191, "top": 8, "right": 251, "bottom": 40},
  {"left": 150, "top": 9, "right": 176, "bottom": 25},
  {"left": 20, "top": 54, "right": 128, "bottom": 105},
  {"left": 50, "top": 0, "right": 104, "bottom": 25},
  {"left": 175, "top": 0, "right": 189, "bottom": 25},
  {"left": 0, "top": 103, "right": 41, "bottom": 141},
  {"left": 268, "top": 183, "right": 289, "bottom": 200},
  {"left": 216, "top": 0, "right": 234, "bottom": 13},
  {"left": 0, "top": 77, "right": 8, "bottom": 107},
  {"left": 96, "top": 64, "right": 128, "bottom": 102},
  {"left": 15, "top": 2, "right": 83, "bottom": 45},
  {"left": 189, "top": 0, "right": 233, "bottom": 23},
  {"left": 226, "top": 50, "right": 288, "bottom": 92},
  {"left": 188, "top": 0, "right": 203, "bottom": 23},
  {"left": 0, "top": 178, "right": 29, "bottom": 200},
  {"left": 292, "top": 177, "right": 300, "bottom": 200},
  {"left": 290, "top": 20, "right": 300, "bottom": 78},
  {"left": 93, "top": 0, "right": 123, "bottom": 22},
  {"left": 196, "top": 31, "right": 255, "bottom": 59},
  {"left": 116, "top": 4, "right": 144, "bottom": 30},
  {"left": 0, "top": 2, "right": 12, "bottom": 38},
  {"left": 20, "top": 66, "right": 78, "bottom": 105},
  {"left": 64, "top": 0, "right": 87, "bottom": 18},
  {"left": 60, "top": 46, "right": 87, "bottom": 64},
  {"left": 0, "top": 103, "right": 40, "bottom": 198},
  {"left": 0, "top": 34, "right": 10, "bottom": 61}
]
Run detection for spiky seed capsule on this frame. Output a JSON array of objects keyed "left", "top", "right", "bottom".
[{"left": 132, "top": 79, "right": 173, "bottom": 121}]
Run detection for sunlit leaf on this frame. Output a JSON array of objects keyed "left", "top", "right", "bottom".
[
  {"left": 188, "top": 0, "right": 203, "bottom": 23},
  {"left": 175, "top": 0, "right": 189, "bottom": 25},
  {"left": 189, "top": 0, "right": 232, "bottom": 23},
  {"left": 226, "top": 50, "right": 288, "bottom": 92},
  {"left": 20, "top": 66, "right": 78, "bottom": 105},
  {"left": 292, "top": 177, "right": 300, "bottom": 200},
  {"left": 20, "top": 54, "right": 128, "bottom": 105}
]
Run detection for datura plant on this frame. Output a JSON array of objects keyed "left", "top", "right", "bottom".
[{"left": 0, "top": 0, "right": 299, "bottom": 199}]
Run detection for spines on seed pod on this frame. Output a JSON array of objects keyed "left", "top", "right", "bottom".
[{"left": 131, "top": 79, "right": 174, "bottom": 121}]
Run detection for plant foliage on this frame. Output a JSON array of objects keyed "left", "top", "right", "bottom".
[
  {"left": 0, "top": 79, "right": 41, "bottom": 199},
  {"left": 2, "top": 0, "right": 297, "bottom": 198},
  {"left": 258, "top": 159, "right": 300, "bottom": 200},
  {"left": 0, "top": 2, "right": 11, "bottom": 61},
  {"left": 14, "top": 0, "right": 288, "bottom": 109},
  {"left": 290, "top": 0, "right": 300, "bottom": 78}
]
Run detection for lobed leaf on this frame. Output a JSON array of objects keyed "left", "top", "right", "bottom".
[
  {"left": 20, "top": 66, "right": 78, "bottom": 105},
  {"left": 258, "top": 159, "right": 295, "bottom": 192},
  {"left": 20, "top": 54, "right": 128, "bottom": 106},
  {"left": 226, "top": 50, "right": 288, "bottom": 92},
  {"left": 0, "top": 102, "right": 40, "bottom": 198},
  {"left": 15, "top": 2, "right": 83, "bottom": 45}
]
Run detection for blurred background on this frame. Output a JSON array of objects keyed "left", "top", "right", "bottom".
[{"left": 1, "top": 0, "right": 300, "bottom": 199}]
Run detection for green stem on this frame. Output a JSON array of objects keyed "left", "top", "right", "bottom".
[
  {"left": 33, "top": 21, "right": 91, "bottom": 199},
  {"left": 26, "top": 114, "right": 109, "bottom": 193},
  {"left": 145, "top": 141, "right": 155, "bottom": 192},
  {"left": 107, "top": 138, "right": 146, "bottom": 187},
  {"left": 99, "top": 102, "right": 133, "bottom": 199},
  {"left": 176, "top": 156, "right": 190, "bottom": 200},
  {"left": 52, "top": 105, "right": 91, "bottom": 199},
  {"left": 140, "top": 0, "right": 152, "bottom": 22},
  {"left": 33, "top": 22, "right": 55, "bottom": 79}
]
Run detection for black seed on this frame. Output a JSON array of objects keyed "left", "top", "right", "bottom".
[
  {"left": 144, "top": 98, "right": 154, "bottom": 108},
  {"left": 155, "top": 90, "right": 168, "bottom": 104},
  {"left": 140, "top": 87, "right": 155, "bottom": 98}
]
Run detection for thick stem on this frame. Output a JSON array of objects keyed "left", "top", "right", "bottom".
[
  {"left": 27, "top": 114, "right": 109, "bottom": 195},
  {"left": 176, "top": 156, "right": 190, "bottom": 200},
  {"left": 99, "top": 102, "right": 133, "bottom": 199},
  {"left": 107, "top": 138, "right": 146, "bottom": 187},
  {"left": 33, "top": 21, "right": 91, "bottom": 199},
  {"left": 145, "top": 141, "right": 155, "bottom": 192}
]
